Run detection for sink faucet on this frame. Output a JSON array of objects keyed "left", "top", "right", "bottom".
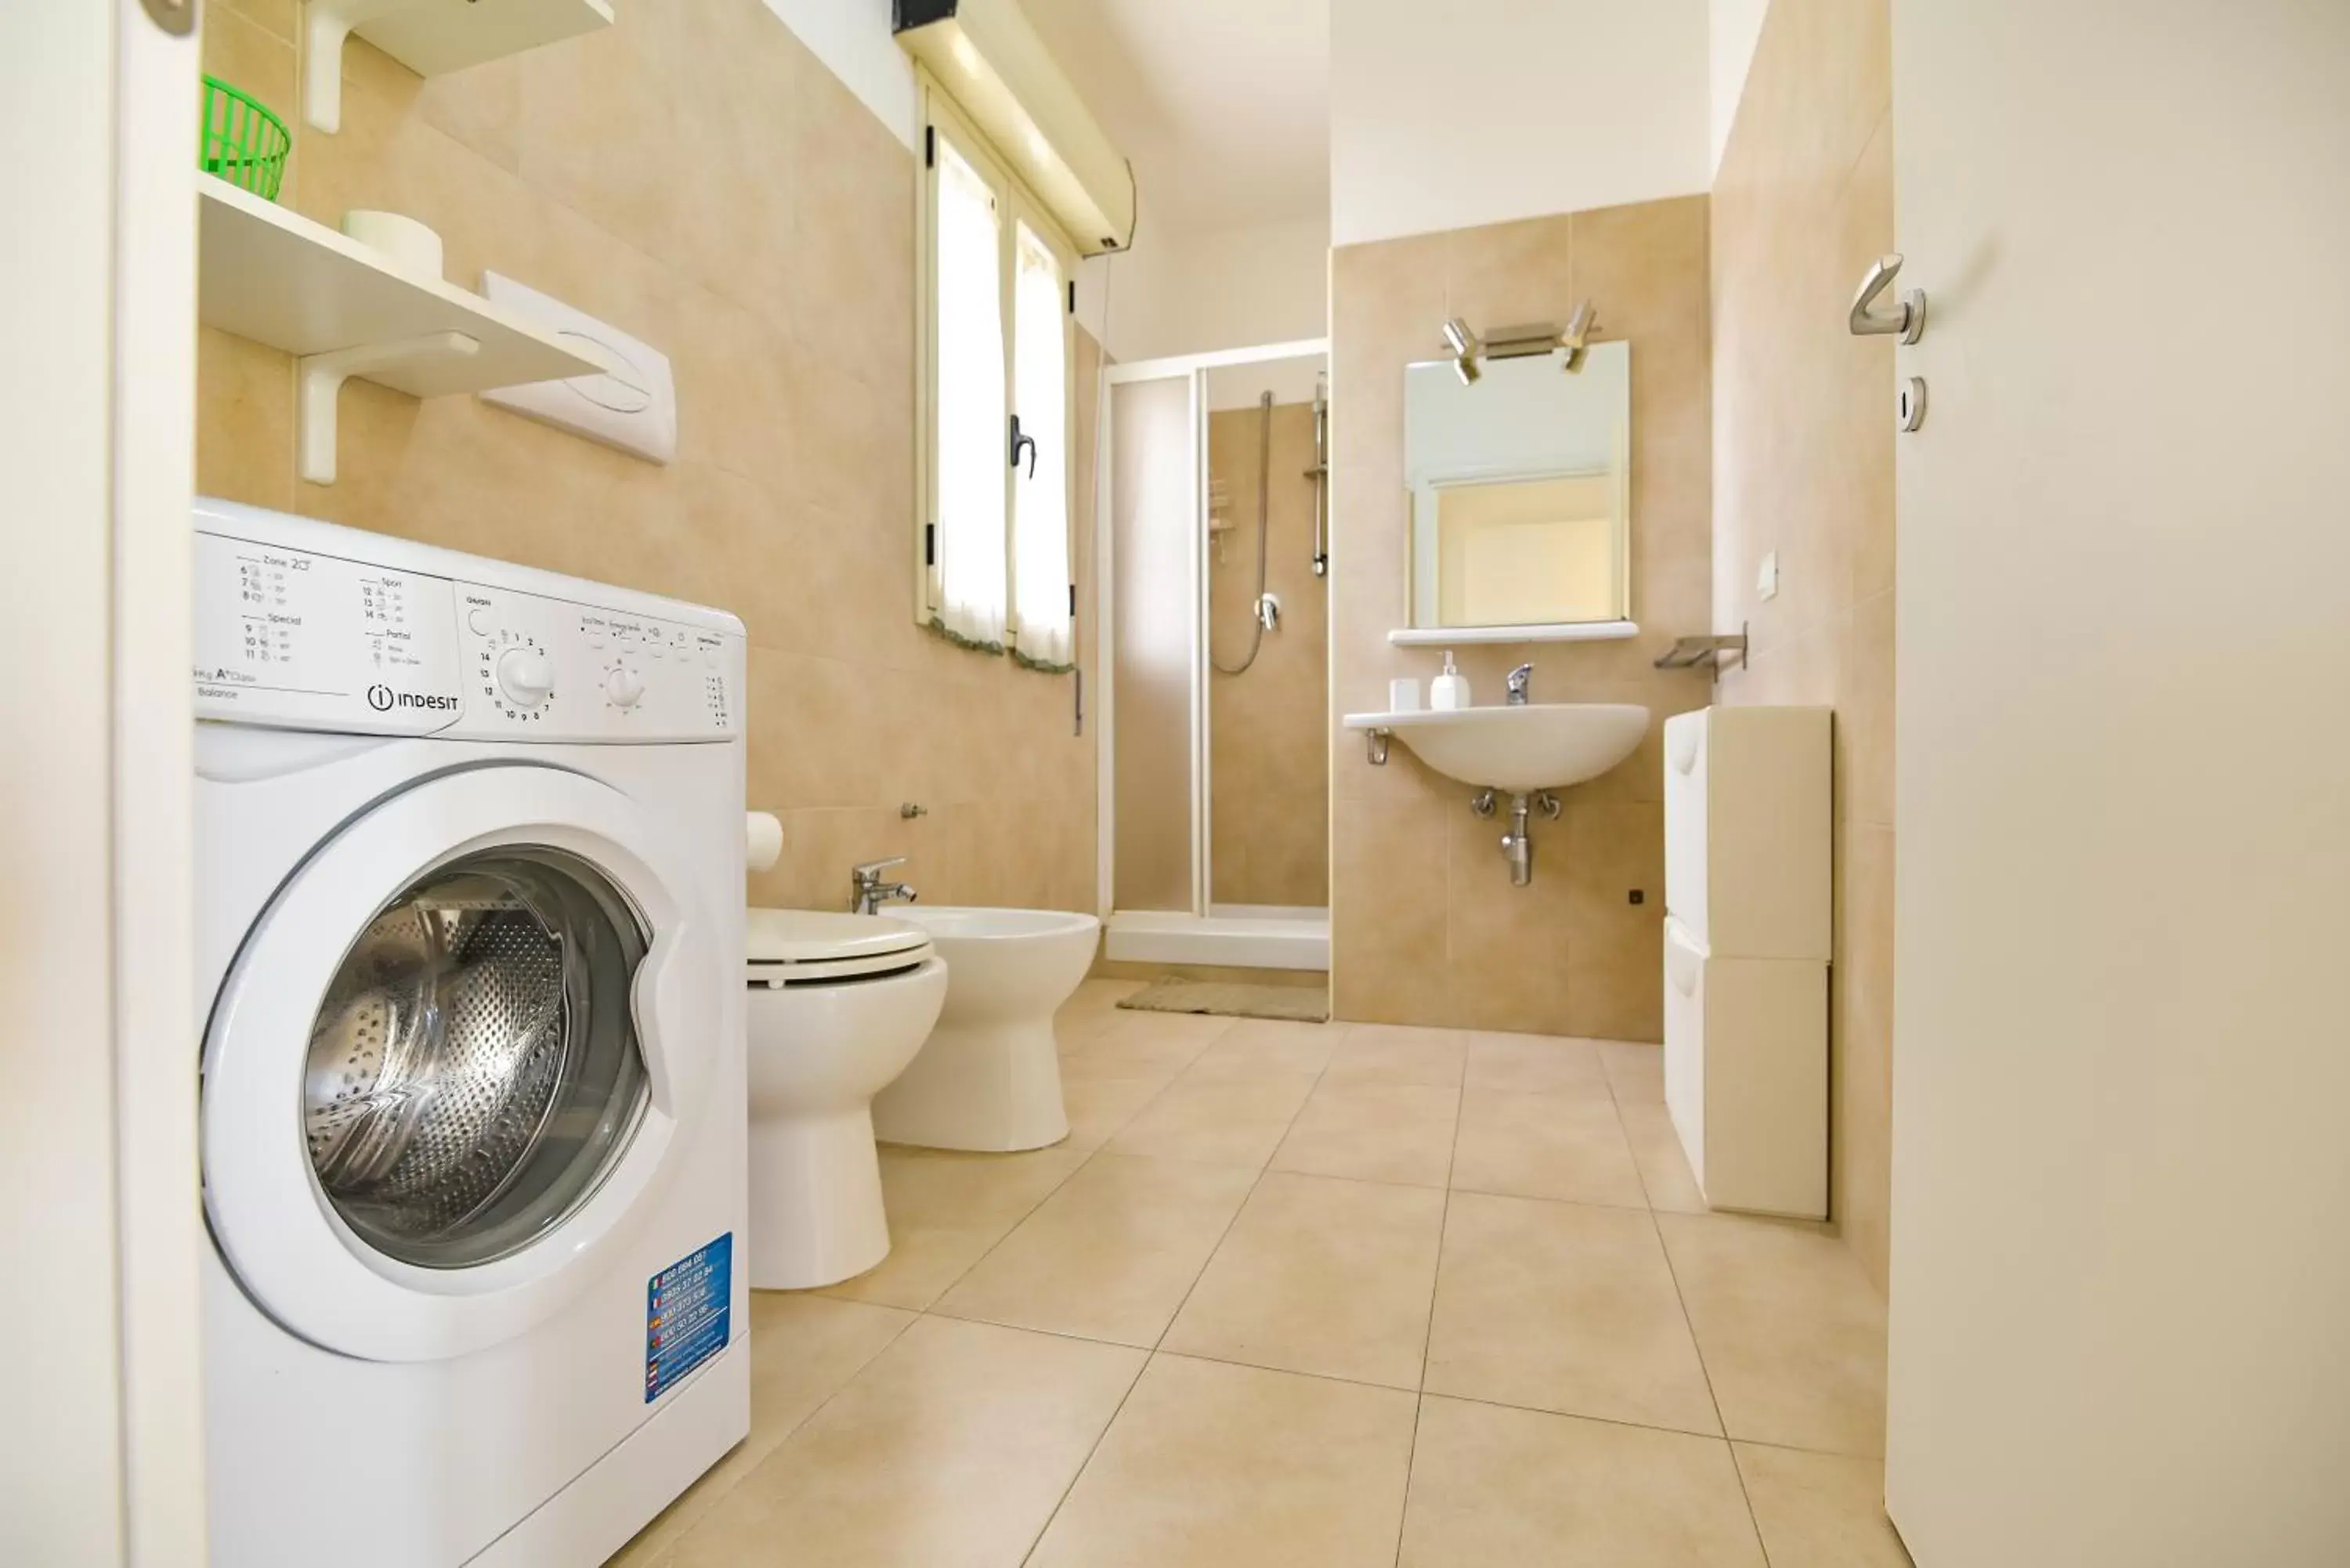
[
  {"left": 851, "top": 857, "right": 917, "bottom": 916},
  {"left": 1506, "top": 663, "right": 1533, "bottom": 705}
]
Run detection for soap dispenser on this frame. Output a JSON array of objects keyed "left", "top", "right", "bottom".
[{"left": 1430, "top": 651, "right": 1471, "bottom": 710}]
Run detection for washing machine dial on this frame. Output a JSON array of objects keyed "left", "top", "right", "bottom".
[
  {"left": 495, "top": 645, "right": 555, "bottom": 710},
  {"left": 605, "top": 664, "right": 646, "bottom": 710}
]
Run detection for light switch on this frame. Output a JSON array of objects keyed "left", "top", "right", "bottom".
[{"left": 1757, "top": 551, "right": 1780, "bottom": 600}]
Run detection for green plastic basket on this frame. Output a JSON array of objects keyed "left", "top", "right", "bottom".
[{"left": 200, "top": 74, "right": 289, "bottom": 201}]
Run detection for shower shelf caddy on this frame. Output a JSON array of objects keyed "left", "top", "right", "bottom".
[{"left": 195, "top": 175, "right": 603, "bottom": 486}]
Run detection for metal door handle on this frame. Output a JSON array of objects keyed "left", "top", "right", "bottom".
[
  {"left": 1849, "top": 254, "right": 1925, "bottom": 343},
  {"left": 1009, "top": 414, "right": 1038, "bottom": 479},
  {"left": 142, "top": 0, "right": 197, "bottom": 35}
]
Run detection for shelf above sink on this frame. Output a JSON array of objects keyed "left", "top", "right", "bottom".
[
  {"left": 1387, "top": 620, "right": 1638, "bottom": 646},
  {"left": 1343, "top": 703, "right": 1651, "bottom": 793}
]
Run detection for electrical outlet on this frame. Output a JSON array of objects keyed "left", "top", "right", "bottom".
[{"left": 1757, "top": 551, "right": 1780, "bottom": 600}]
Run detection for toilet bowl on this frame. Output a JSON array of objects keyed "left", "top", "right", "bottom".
[
  {"left": 870, "top": 907, "right": 1101, "bottom": 1152},
  {"left": 745, "top": 909, "right": 947, "bottom": 1289}
]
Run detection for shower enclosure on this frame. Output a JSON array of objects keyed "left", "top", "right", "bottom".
[{"left": 1097, "top": 340, "right": 1330, "bottom": 971}]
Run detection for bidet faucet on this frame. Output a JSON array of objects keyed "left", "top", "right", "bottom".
[
  {"left": 851, "top": 857, "right": 917, "bottom": 916},
  {"left": 1506, "top": 663, "right": 1534, "bottom": 705}
]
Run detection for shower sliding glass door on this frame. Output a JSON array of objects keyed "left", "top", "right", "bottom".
[
  {"left": 1106, "top": 369, "right": 1203, "bottom": 916},
  {"left": 1097, "top": 341, "right": 1332, "bottom": 972}
]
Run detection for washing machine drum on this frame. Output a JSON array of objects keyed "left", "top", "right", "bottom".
[{"left": 302, "top": 849, "right": 649, "bottom": 1271}]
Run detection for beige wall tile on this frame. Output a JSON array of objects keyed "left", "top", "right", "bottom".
[
  {"left": 417, "top": 52, "right": 524, "bottom": 175},
  {"left": 1444, "top": 807, "right": 1578, "bottom": 1035},
  {"left": 1712, "top": 0, "right": 1896, "bottom": 1294},
  {"left": 194, "top": 329, "right": 292, "bottom": 511},
  {"left": 1564, "top": 800, "right": 1667, "bottom": 1040},
  {"left": 1331, "top": 793, "right": 1453, "bottom": 1024},
  {"left": 1163, "top": 1171, "right": 1446, "bottom": 1389},
  {"left": 1426, "top": 1192, "right": 1720, "bottom": 1436},
  {"left": 668, "top": 1316, "right": 1141, "bottom": 1568},
  {"left": 212, "top": 0, "right": 294, "bottom": 44},
  {"left": 1027, "top": 1354, "right": 1418, "bottom": 1568},
  {"left": 931, "top": 1154, "right": 1257, "bottom": 1347},
  {"left": 1209, "top": 401, "right": 1330, "bottom": 908},
  {"left": 514, "top": 9, "right": 683, "bottom": 260},
  {"left": 1401, "top": 1397, "right": 1765, "bottom": 1568},
  {"left": 1657, "top": 1212, "right": 1888, "bottom": 1457}
]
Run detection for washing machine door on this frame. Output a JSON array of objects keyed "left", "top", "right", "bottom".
[{"left": 203, "top": 764, "right": 719, "bottom": 1363}]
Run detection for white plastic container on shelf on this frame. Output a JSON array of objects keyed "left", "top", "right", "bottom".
[{"left": 1661, "top": 706, "right": 1831, "bottom": 1218}]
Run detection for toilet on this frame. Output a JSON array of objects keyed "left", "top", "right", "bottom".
[
  {"left": 744, "top": 909, "right": 948, "bottom": 1289},
  {"left": 871, "top": 907, "right": 1102, "bottom": 1153}
]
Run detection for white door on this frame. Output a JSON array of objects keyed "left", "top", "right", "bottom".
[
  {"left": 204, "top": 767, "right": 718, "bottom": 1364},
  {"left": 1887, "top": 2, "right": 2350, "bottom": 1563},
  {"left": 1, "top": 2, "right": 204, "bottom": 1562}
]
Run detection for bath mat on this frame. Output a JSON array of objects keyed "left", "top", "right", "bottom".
[{"left": 1116, "top": 978, "right": 1331, "bottom": 1024}]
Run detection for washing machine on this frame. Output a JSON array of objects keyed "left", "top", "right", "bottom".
[{"left": 192, "top": 499, "right": 749, "bottom": 1566}]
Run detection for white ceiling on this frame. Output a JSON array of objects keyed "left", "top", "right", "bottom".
[{"left": 1020, "top": 0, "right": 1329, "bottom": 234}]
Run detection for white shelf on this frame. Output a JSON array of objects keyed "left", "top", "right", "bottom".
[
  {"left": 306, "top": 0, "right": 615, "bottom": 134},
  {"left": 1387, "top": 620, "right": 1640, "bottom": 646},
  {"left": 197, "top": 175, "right": 603, "bottom": 482}
]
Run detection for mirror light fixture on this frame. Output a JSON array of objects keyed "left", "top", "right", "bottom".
[
  {"left": 1559, "top": 298, "right": 1596, "bottom": 373},
  {"left": 1440, "top": 300, "right": 1601, "bottom": 385},
  {"left": 1441, "top": 316, "right": 1481, "bottom": 385}
]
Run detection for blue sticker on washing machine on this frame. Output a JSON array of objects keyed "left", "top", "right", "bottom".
[{"left": 645, "top": 1234, "right": 732, "bottom": 1403}]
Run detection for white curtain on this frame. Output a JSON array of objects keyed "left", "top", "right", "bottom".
[
  {"left": 933, "top": 142, "right": 1007, "bottom": 649},
  {"left": 1010, "top": 222, "right": 1073, "bottom": 668}
]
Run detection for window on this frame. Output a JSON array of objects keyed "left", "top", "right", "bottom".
[{"left": 918, "top": 82, "right": 1078, "bottom": 671}]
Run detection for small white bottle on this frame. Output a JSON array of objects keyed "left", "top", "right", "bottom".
[{"left": 1430, "top": 651, "right": 1471, "bottom": 710}]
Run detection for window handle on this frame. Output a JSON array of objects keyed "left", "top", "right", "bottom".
[{"left": 1009, "top": 414, "right": 1038, "bottom": 479}]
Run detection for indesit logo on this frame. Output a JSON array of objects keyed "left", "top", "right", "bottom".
[{"left": 366, "top": 683, "right": 458, "bottom": 713}]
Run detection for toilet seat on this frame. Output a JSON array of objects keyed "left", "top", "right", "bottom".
[{"left": 746, "top": 908, "right": 934, "bottom": 986}]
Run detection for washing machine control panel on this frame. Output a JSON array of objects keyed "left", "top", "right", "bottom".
[
  {"left": 193, "top": 526, "right": 741, "bottom": 742},
  {"left": 457, "top": 587, "right": 739, "bottom": 741}
]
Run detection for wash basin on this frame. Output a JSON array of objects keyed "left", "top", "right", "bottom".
[{"left": 1343, "top": 703, "right": 1650, "bottom": 793}]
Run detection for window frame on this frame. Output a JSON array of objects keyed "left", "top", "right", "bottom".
[{"left": 913, "top": 71, "right": 1080, "bottom": 668}]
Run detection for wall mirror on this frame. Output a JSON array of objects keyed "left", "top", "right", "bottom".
[{"left": 1401, "top": 340, "right": 1631, "bottom": 635}]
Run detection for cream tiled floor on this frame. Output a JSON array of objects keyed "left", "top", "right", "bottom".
[{"left": 609, "top": 981, "right": 1911, "bottom": 1568}]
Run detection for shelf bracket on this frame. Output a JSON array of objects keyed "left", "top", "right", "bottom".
[
  {"left": 303, "top": 0, "right": 408, "bottom": 133},
  {"left": 1365, "top": 727, "right": 1391, "bottom": 767},
  {"left": 299, "top": 331, "right": 478, "bottom": 486}
]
